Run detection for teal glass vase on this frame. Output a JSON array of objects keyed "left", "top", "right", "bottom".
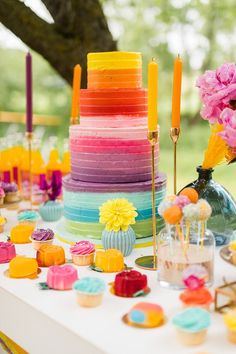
[{"left": 181, "top": 166, "right": 236, "bottom": 246}]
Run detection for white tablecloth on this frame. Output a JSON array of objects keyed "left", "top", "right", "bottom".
[{"left": 0, "top": 206, "right": 235, "bottom": 354}]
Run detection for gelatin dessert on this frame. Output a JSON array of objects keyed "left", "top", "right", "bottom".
[
  {"left": 47, "top": 265, "right": 78, "bottom": 290},
  {"left": 36, "top": 244, "right": 65, "bottom": 267},
  {"left": 114, "top": 270, "right": 148, "bottom": 297},
  {"left": 0, "top": 242, "right": 16, "bottom": 263},
  {"left": 10, "top": 224, "right": 35, "bottom": 244},
  {"left": 59, "top": 51, "right": 166, "bottom": 245},
  {"left": 95, "top": 249, "right": 124, "bottom": 272},
  {"left": 126, "top": 302, "right": 164, "bottom": 328},
  {"left": 9, "top": 256, "right": 38, "bottom": 278}
]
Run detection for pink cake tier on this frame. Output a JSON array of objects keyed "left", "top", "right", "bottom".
[
  {"left": 47, "top": 265, "right": 78, "bottom": 290},
  {"left": 70, "top": 125, "right": 158, "bottom": 183},
  {"left": 0, "top": 242, "right": 16, "bottom": 263}
]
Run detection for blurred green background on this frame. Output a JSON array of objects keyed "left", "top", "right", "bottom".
[{"left": 0, "top": 0, "right": 235, "bottom": 195}]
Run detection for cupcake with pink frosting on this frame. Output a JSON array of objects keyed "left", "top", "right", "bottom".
[
  {"left": 0, "top": 187, "right": 5, "bottom": 205},
  {"left": 70, "top": 240, "right": 95, "bottom": 266}
]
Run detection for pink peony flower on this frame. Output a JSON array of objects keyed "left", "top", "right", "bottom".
[
  {"left": 183, "top": 275, "right": 205, "bottom": 290},
  {"left": 218, "top": 108, "right": 236, "bottom": 148},
  {"left": 196, "top": 63, "right": 236, "bottom": 123}
]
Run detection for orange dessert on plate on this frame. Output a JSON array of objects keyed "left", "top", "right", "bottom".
[
  {"left": 95, "top": 249, "right": 124, "bottom": 272},
  {"left": 36, "top": 244, "right": 65, "bottom": 267},
  {"left": 9, "top": 256, "right": 38, "bottom": 278},
  {"left": 10, "top": 224, "right": 35, "bottom": 244}
]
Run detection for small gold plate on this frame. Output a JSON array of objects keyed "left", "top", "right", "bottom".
[
  {"left": 110, "top": 283, "right": 151, "bottom": 298},
  {"left": 135, "top": 256, "right": 157, "bottom": 270},
  {"left": 4, "top": 268, "right": 41, "bottom": 279},
  {"left": 220, "top": 246, "right": 236, "bottom": 267}
]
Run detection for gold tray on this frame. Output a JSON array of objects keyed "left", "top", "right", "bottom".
[{"left": 220, "top": 246, "right": 236, "bottom": 267}]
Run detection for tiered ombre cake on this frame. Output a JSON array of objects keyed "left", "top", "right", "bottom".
[{"left": 61, "top": 52, "right": 167, "bottom": 245}]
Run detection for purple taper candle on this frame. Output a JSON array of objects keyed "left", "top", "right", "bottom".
[{"left": 26, "top": 52, "right": 33, "bottom": 133}]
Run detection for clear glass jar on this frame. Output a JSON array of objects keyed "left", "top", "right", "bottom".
[{"left": 158, "top": 221, "right": 215, "bottom": 290}]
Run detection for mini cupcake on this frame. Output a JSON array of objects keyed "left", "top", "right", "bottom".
[
  {"left": 70, "top": 240, "right": 95, "bottom": 266},
  {"left": 73, "top": 277, "right": 105, "bottom": 307},
  {"left": 30, "top": 228, "right": 54, "bottom": 250},
  {"left": 0, "top": 215, "right": 7, "bottom": 233},
  {"left": 17, "top": 209, "right": 39, "bottom": 227},
  {"left": 172, "top": 308, "right": 210, "bottom": 346},
  {"left": 0, "top": 187, "right": 5, "bottom": 205},
  {"left": 229, "top": 241, "right": 236, "bottom": 265},
  {"left": 4, "top": 183, "right": 19, "bottom": 203},
  {"left": 223, "top": 308, "right": 236, "bottom": 344}
]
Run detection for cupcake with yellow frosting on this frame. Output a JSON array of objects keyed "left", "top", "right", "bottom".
[
  {"left": 223, "top": 308, "right": 236, "bottom": 344},
  {"left": 229, "top": 241, "right": 236, "bottom": 265}
]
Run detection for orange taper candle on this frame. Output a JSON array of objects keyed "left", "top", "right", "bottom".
[
  {"left": 171, "top": 55, "right": 182, "bottom": 128},
  {"left": 71, "top": 64, "right": 82, "bottom": 124},
  {"left": 148, "top": 58, "right": 158, "bottom": 131}
]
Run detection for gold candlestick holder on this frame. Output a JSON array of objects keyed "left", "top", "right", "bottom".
[
  {"left": 25, "top": 131, "right": 33, "bottom": 209},
  {"left": 70, "top": 116, "right": 79, "bottom": 125},
  {"left": 170, "top": 127, "right": 180, "bottom": 194},
  {"left": 135, "top": 130, "right": 158, "bottom": 270}
]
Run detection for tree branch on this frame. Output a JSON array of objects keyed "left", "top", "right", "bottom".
[{"left": 0, "top": 0, "right": 117, "bottom": 86}]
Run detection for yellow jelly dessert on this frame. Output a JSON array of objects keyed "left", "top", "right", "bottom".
[
  {"left": 36, "top": 244, "right": 65, "bottom": 267},
  {"left": 95, "top": 249, "right": 124, "bottom": 272},
  {"left": 10, "top": 224, "right": 35, "bottom": 244},
  {"left": 9, "top": 256, "right": 38, "bottom": 278}
]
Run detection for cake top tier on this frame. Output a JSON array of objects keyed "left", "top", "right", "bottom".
[
  {"left": 87, "top": 52, "right": 142, "bottom": 70},
  {"left": 87, "top": 52, "right": 142, "bottom": 89}
]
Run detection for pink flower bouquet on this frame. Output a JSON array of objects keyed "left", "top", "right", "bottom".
[{"left": 197, "top": 62, "right": 236, "bottom": 165}]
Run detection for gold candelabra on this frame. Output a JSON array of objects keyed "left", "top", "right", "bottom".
[
  {"left": 135, "top": 129, "right": 158, "bottom": 270},
  {"left": 170, "top": 127, "right": 180, "bottom": 194}
]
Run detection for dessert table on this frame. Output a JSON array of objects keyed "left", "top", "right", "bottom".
[{"left": 0, "top": 206, "right": 235, "bottom": 354}]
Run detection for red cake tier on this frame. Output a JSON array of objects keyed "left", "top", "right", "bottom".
[
  {"left": 114, "top": 270, "right": 147, "bottom": 297},
  {"left": 80, "top": 89, "right": 147, "bottom": 116}
]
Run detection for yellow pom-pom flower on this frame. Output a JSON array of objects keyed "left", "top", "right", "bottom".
[{"left": 99, "top": 198, "right": 138, "bottom": 232}]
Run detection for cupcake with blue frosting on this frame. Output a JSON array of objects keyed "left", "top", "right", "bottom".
[
  {"left": 172, "top": 307, "right": 210, "bottom": 346},
  {"left": 18, "top": 209, "right": 39, "bottom": 227},
  {"left": 73, "top": 277, "right": 106, "bottom": 307}
]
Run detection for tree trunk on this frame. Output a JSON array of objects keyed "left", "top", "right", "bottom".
[{"left": 0, "top": 0, "right": 117, "bottom": 87}]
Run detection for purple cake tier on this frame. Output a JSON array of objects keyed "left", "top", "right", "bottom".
[{"left": 63, "top": 173, "right": 166, "bottom": 193}]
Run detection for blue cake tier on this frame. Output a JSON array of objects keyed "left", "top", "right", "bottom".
[{"left": 60, "top": 173, "right": 167, "bottom": 243}]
